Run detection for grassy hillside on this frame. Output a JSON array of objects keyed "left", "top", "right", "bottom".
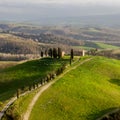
[
  {"left": 29, "top": 57, "right": 120, "bottom": 120},
  {"left": 94, "top": 42, "right": 120, "bottom": 49},
  {"left": 74, "top": 42, "right": 120, "bottom": 50},
  {"left": 0, "top": 57, "right": 69, "bottom": 103},
  {"left": 97, "top": 49, "right": 120, "bottom": 59}
]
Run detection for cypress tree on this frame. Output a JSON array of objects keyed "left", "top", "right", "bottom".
[
  {"left": 71, "top": 49, "right": 74, "bottom": 59},
  {"left": 58, "top": 47, "right": 62, "bottom": 59},
  {"left": 41, "top": 51, "right": 44, "bottom": 57},
  {"left": 53, "top": 48, "right": 58, "bottom": 58},
  {"left": 48, "top": 48, "right": 53, "bottom": 58}
]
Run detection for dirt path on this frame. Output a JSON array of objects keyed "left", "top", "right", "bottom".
[{"left": 23, "top": 58, "right": 93, "bottom": 120}]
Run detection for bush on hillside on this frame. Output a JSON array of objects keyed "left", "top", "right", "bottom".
[{"left": 2, "top": 104, "right": 21, "bottom": 120}]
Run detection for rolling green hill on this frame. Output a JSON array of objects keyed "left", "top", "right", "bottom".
[
  {"left": 0, "top": 57, "right": 69, "bottom": 104},
  {"left": 94, "top": 42, "right": 120, "bottom": 49},
  {"left": 74, "top": 42, "right": 120, "bottom": 50},
  {"left": 28, "top": 57, "right": 120, "bottom": 120}
]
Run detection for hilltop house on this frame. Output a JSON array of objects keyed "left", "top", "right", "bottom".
[
  {"left": 74, "top": 50, "right": 85, "bottom": 56},
  {"left": 62, "top": 51, "right": 65, "bottom": 57}
]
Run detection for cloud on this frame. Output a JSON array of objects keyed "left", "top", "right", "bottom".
[
  {"left": 0, "top": 0, "right": 120, "bottom": 23},
  {"left": 0, "top": 0, "right": 119, "bottom": 5}
]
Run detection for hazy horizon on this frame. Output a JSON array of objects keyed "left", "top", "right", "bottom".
[{"left": 0, "top": 0, "right": 120, "bottom": 26}]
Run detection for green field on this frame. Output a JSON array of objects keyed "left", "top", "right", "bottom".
[
  {"left": 29, "top": 57, "right": 120, "bottom": 120},
  {"left": 74, "top": 42, "right": 120, "bottom": 50},
  {"left": 0, "top": 57, "right": 69, "bottom": 104},
  {"left": 95, "top": 42, "right": 120, "bottom": 49}
]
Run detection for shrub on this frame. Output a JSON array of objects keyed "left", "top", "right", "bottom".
[
  {"left": 29, "top": 85, "right": 32, "bottom": 91},
  {"left": 17, "top": 89, "right": 20, "bottom": 99},
  {"left": 0, "top": 101, "right": 3, "bottom": 110},
  {"left": 36, "top": 83, "right": 39, "bottom": 88},
  {"left": 3, "top": 104, "right": 21, "bottom": 120},
  {"left": 33, "top": 83, "right": 36, "bottom": 89},
  {"left": 40, "top": 79, "right": 43, "bottom": 85}
]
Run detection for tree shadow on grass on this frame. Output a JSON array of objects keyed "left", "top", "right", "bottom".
[
  {"left": 109, "top": 79, "right": 120, "bottom": 86},
  {"left": 87, "top": 107, "right": 117, "bottom": 120}
]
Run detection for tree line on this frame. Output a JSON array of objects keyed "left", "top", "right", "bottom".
[
  {"left": 16, "top": 63, "right": 67, "bottom": 99},
  {"left": 41, "top": 47, "right": 63, "bottom": 59}
]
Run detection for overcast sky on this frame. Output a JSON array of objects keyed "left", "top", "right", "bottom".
[
  {"left": 0, "top": 0, "right": 120, "bottom": 24},
  {"left": 0, "top": 0, "right": 119, "bottom": 5}
]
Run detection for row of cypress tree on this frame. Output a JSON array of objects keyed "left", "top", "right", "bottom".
[
  {"left": 41, "top": 48, "right": 62, "bottom": 58},
  {"left": 48, "top": 48, "right": 62, "bottom": 59}
]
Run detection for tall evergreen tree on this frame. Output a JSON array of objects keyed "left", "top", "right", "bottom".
[
  {"left": 53, "top": 48, "right": 58, "bottom": 58},
  {"left": 41, "top": 51, "right": 44, "bottom": 57},
  {"left": 58, "top": 47, "right": 62, "bottom": 59},
  {"left": 48, "top": 48, "right": 53, "bottom": 58},
  {"left": 71, "top": 49, "right": 74, "bottom": 59}
]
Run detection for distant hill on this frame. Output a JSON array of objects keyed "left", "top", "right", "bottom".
[
  {"left": 18, "top": 25, "right": 120, "bottom": 47},
  {"left": 0, "top": 33, "right": 39, "bottom": 54},
  {"left": 0, "top": 24, "right": 119, "bottom": 46},
  {"left": 0, "top": 32, "right": 84, "bottom": 55},
  {"left": 0, "top": 24, "right": 120, "bottom": 55},
  {"left": 13, "top": 33, "right": 84, "bottom": 46}
]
